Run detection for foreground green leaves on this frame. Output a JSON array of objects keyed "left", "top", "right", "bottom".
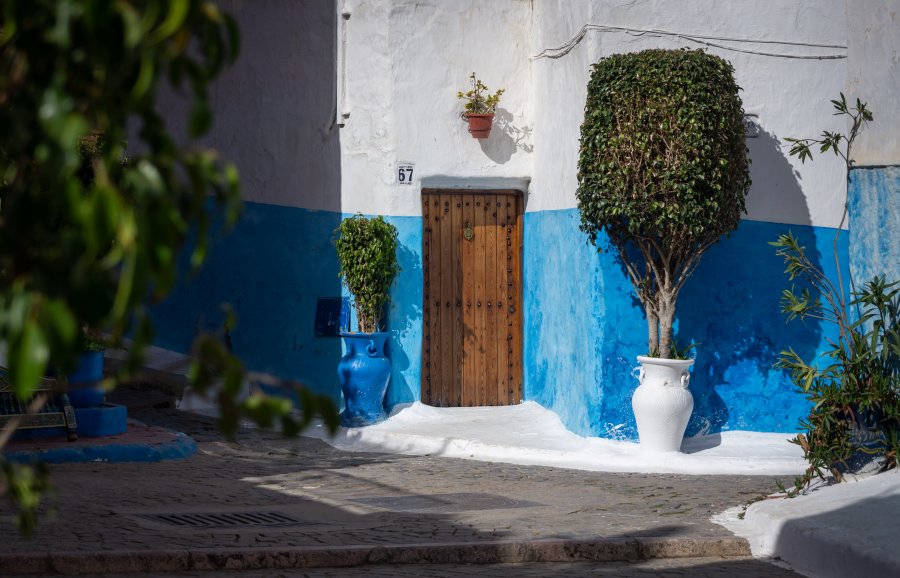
[
  {"left": 0, "top": 460, "right": 52, "bottom": 536},
  {"left": 1, "top": 0, "right": 337, "bottom": 535},
  {"left": 1, "top": 0, "right": 242, "bottom": 398}
]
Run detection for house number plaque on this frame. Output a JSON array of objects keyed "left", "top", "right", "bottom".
[{"left": 397, "top": 162, "right": 415, "bottom": 184}]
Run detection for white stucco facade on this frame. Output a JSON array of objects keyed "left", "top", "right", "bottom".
[
  {"left": 338, "top": 0, "right": 534, "bottom": 216},
  {"left": 337, "top": 0, "right": 856, "bottom": 229},
  {"left": 531, "top": 0, "right": 850, "bottom": 228},
  {"left": 161, "top": 0, "right": 896, "bottom": 225},
  {"left": 176, "top": 0, "right": 882, "bottom": 229},
  {"left": 156, "top": 0, "right": 342, "bottom": 212},
  {"left": 847, "top": 0, "right": 900, "bottom": 166}
]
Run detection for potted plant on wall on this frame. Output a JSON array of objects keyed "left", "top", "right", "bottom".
[
  {"left": 577, "top": 49, "right": 751, "bottom": 452},
  {"left": 333, "top": 214, "right": 400, "bottom": 427},
  {"left": 457, "top": 72, "right": 504, "bottom": 139}
]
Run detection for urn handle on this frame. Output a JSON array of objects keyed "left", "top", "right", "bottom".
[
  {"left": 366, "top": 340, "right": 380, "bottom": 357},
  {"left": 631, "top": 366, "right": 644, "bottom": 385},
  {"left": 680, "top": 371, "right": 691, "bottom": 389}
]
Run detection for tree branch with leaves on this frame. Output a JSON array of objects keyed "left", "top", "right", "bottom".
[
  {"left": 773, "top": 95, "right": 899, "bottom": 496},
  {"left": 0, "top": 0, "right": 337, "bottom": 535}
]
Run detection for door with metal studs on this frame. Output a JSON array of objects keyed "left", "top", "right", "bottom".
[{"left": 421, "top": 189, "right": 523, "bottom": 407}]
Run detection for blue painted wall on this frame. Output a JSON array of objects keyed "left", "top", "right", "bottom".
[
  {"left": 153, "top": 201, "right": 849, "bottom": 438},
  {"left": 384, "top": 216, "right": 424, "bottom": 408},
  {"left": 151, "top": 202, "right": 344, "bottom": 401},
  {"left": 151, "top": 206, "right": 424, "bottom": 408},
  {"left": 522, "top": 209, "right": 610, "bottom": 437},
  {"left": 849, "top": 166, "right": 900, "bottom": 287},
  {"left": 523, "top": 209, "right": 848, "bottom": 439}
]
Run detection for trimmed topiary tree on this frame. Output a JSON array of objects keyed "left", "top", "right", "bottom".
[
  {"left": 577, "top": 48, "right": 751, "bottom": 358},
  {"left": 334, "top": 214, "right": 400, "bottom": 333}
]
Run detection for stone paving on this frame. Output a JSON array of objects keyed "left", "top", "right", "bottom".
[
  {"left": 8, "top": 558, "right": 801, "bottom": 577},
  {"left": 1, "top": 405, "right": 800, "bottom": 576}
]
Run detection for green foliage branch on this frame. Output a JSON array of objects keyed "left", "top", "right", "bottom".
[
  {"left": 784, "top": 93, "right": 873, "bottom": 305},
  {"left": 0, "top": 460, "right": 52, "bottom": 537},
  {"left": 457, "top": 72, "right": 504, "bottom": 116},
  {"left": 773, "top": 96, "right": 898, "bottom": 496},
  {"left": 0, "top": 0, "right": 337, "bottom": 535},
  {"left": 577, "top": 49, "right": 751, "bottom": 358},
  {"left": 334, "top": 215, "right": 400, "bottom": 334},
  {"left": 0, "top": 0, "right": 242, "bottom": 400}
]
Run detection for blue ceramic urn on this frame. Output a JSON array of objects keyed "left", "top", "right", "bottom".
[
  {"left": 338, "top": 332, "right": 391, "bottom": 427},
  {"left": 67, "top": 350, "right": 106, "bottom": 408}
]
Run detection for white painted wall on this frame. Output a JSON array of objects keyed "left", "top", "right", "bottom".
[
  {"left": 530, "top": 0, "right": 590, "bottom": 215},
  {"left": 338, "top": 0, "right": 534, "bottom": 216},
  {"left": 531, "top": 0, "right": 851, "bottom": 229},
  {"left": 155, "top": 0, "right": 342, "bottom": 212},
  {"left": 847, "top": 0, "right": 900, "bottom": 166},
  {"left": 159, "top": 0, "right": 890, "bottom": 231}
]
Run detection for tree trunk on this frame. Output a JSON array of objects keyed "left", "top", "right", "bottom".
[
  {"left": 357, "top": 310, "right": 371, "bottom": 334},
  {"left": 646, "top": 308, "right": 659, "bottom": 356},
  {"left": 658, "top": 294, "right": 676, "bottom": 359}
]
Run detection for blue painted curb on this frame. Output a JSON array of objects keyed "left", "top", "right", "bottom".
[{"left": 3, "top": 431, "right": 197, "bottom": 465}]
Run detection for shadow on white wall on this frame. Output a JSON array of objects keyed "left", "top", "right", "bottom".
[
  {"left": 477, "top": 108, "right": 533, "bottom": 165},
  {"left": 747, "top": 127, "right": 811, "bottom": 226}
]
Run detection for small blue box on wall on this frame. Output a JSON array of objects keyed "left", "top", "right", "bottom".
[{"left": 314, "top": 297, "right": 350, "bottom": 337}]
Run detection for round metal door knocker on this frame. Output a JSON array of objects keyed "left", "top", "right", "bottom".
[{"left": 463, "top": 222, "right": 474, "bottom": 241}]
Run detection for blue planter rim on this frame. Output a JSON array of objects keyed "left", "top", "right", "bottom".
[{"left": 339, "top": 332, "right": 390, "bottom": 339}]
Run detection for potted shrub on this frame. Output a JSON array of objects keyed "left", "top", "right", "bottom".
[
  {"left": 65, "top": 135, "right": 111, "bottom": 408},
  {"left": 577, "top": 49, "right": 751, "bottom": 452},
  {"left": 457, "top": 72, "right": 504, "bottom": 139},
  {"left": 333, "top": 214, "right": 400, "bottom": 427}
]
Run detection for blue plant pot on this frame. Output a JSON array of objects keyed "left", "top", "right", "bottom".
[
  {"left": 832, "top": 406, "right": 891, "bottom": 476},
  {"left": 67, "top": 351, "right": 105, "bottom": 409},
  {"left": 338, "top": 332, "right": 391, "bottom": 427}
]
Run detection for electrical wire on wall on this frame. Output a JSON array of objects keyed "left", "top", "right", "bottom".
[{"left": 532, "top": 24, "right": 847, "bottom": 60}]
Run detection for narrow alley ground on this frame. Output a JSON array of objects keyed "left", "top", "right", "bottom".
[{"left": 1, "top": 404, "right": 801, "bottom": 576}]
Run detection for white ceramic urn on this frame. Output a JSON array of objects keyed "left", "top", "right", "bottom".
[{"left": 631, "top": 355, "right": 694, "bottom": 452}]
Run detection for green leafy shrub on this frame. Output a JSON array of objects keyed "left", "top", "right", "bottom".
[
  {"left": 0, "top": 0, "right": 242, "bottom": 398},
  {"left": 334, "top": 215, "right": 400, "bottom": 333},
  {"left": 457, "top": 72, "right": 504, "bottom": 115},
  {"left": 773, "top": 95, "right": 898, "bottom": 494},
  {"left": 577, "top": 48, "right": 751, "bottom": 357}
]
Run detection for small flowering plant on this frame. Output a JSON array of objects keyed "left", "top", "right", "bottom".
[{"left": 457, "top": 72, "right": 504, "bottom": 116}]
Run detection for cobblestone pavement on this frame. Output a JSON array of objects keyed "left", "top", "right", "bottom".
[
  {"left": 1, "top": 407, "right": 797, "bottom": 575},
  {"left": 10, "top": 558, "right": 801, "bottom": 578}
]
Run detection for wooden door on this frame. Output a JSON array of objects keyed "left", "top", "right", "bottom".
[{"left": 421, "top": 189, "right": 523, "bottom": 407}]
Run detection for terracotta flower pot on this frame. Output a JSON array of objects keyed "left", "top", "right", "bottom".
[{"left": 465, "top": 113, "right": 494, "bottom": 139}]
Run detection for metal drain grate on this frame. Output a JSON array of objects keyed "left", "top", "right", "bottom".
[
  {"left": 137, "top": 511, "right": 314, "bottom": 529},
  {"left": 350, "top": 492, "right": 542, "bottom": 513}
]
